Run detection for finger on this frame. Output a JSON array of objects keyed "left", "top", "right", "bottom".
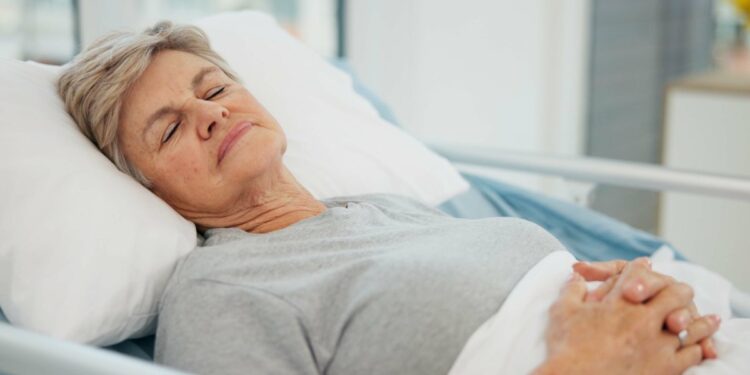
[
  {"left": 620, "top": 267, "right": 672, "bottom": 303},
  {"left": 664, "top": 303, "right": 705, "bottom": 332},
  {"left": 681, "top": 305, "right": 718, "bottom": 359},
  {"left": 604, "top": 259, "right": 656, "bottom": 303},
  {"left": 648, "top": 282, "right": 694, "bottom": 318},
  {"left": 701, "top": 337, "right": 718, "bottom": 360},
  {"left": 665, "top": 307, "right": 693, "bottom": 333},
  {"left": 678, "top": 315, "right": 722, "bottom": 348},
  {"left": 557, "top": 272, "right": 587, "bottom": 307},
  {"left": 585, "top": 274, "right": 619, "bottom": 302},
  {"left": 573, "top": 259, "right": 628, "bottom": 281},
  {"left": 674, "top": 344, "right": 703, "bottom": 373}
]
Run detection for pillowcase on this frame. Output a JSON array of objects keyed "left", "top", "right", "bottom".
[
  {"left": 0, "top": 11, "right": 468, "bottom": 346},
  {"left": 0, "top": 61, "right": 197, "bottom": 345}
]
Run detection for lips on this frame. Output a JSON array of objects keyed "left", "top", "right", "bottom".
[{"left": 218, "top": 122, "right": 253, "bottom": 164}]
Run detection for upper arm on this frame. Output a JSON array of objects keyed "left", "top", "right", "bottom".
[{"left": 155, "top": 280, "right": 320, "bottom": 375}]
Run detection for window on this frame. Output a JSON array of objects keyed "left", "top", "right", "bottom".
[
  {"left": 0, "top": 0, "right": 337, "bottom": 63},
  {"left": 0, "top": 0, "right": 76, "bottom": 63}
]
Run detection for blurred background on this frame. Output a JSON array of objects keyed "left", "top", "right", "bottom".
[{"left": 1, "top": 0, "right": 749, "bottom": 284}]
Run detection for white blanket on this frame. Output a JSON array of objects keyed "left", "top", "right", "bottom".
[{"left": 449, "top": 249, "right": 750, "bottom": 374}]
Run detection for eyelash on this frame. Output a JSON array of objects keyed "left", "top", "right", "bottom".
[{"left": 161, "top": 86, "right": 226, "bottom": 144}]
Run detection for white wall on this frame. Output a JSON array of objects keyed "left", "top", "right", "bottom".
[{"left": 347, "top": 0, "right": 590, "bottom": 192}]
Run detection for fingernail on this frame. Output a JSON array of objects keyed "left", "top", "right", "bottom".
[
  {"left": 632, "top": 282, "right": 645, "bottom": 298},
  {"left": 569, "top": 272, "right": 582, "bottom": 282},
  {"left": 709, "top": 314, "right": 722, "bottom": 326}
]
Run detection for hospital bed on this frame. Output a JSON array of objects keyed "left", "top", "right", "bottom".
[
  {"left": 3, "top": 58, "right": 750, "bottom": 374},
  {"left": 3, "top": 146, "right": 750, "bottom": 374}
]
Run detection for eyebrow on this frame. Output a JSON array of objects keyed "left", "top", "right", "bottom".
[{"left": 141, "top": 66, "right": 220, "bottom": 144}]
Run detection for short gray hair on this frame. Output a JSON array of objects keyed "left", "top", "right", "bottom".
[{"left": 57, "top": 21, "right": 239, "bottom": 186}]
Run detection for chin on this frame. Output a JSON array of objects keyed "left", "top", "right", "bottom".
[{"left": 229, "top": 142, "right": 285, "bottom": 179}]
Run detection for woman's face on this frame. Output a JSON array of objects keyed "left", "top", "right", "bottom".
[{"left": 119, "top": 50, "right": 287, "bottom": 222}]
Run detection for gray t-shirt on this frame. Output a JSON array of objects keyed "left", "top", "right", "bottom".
[{"left": 155, "top": 194, "right": 565, "bottom": 375}]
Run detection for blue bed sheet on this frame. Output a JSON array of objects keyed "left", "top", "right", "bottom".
[{"left": 440, "top": 173, "right": 683, "bottom": 262}]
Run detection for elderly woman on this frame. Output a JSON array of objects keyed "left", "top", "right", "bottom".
[{"left": 58, "top": 22, "right": 719, "bottom": 374}]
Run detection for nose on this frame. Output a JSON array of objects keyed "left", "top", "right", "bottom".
[{"left": 191, "top": 100, "right": 229, "bottom": 140}]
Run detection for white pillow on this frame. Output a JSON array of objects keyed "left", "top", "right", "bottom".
[
  {"left": 0, "top": 11, "right": 468, "bottom": 346},
  {"left": 0, "top": 61, "right": 197, "bottom": 345}
]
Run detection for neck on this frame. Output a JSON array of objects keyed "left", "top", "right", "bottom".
[
  {"left": 235, "top": 188, "right": 327, "bottom": 233},
  {"left": 186, "top": 166, "right": 327, "bottom": 233}
]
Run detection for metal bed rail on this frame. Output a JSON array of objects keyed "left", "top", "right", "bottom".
[
  {"left": 0, "top": 322, "right": 187, "bottom": 375},
  {"left": 430, "top": 143, "right": 750, "bottom": 201}
]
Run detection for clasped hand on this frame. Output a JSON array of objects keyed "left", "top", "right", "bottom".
[{"left": 535, "top": 258, "right": 721, "bottom": 375}]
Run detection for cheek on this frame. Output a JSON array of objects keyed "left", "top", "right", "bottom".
[
  {"left": 159, "top": 151, "right": 209, "bottom": 186},
  {"left": 231, "top": 91, "right": 274, "bottom": 120}
]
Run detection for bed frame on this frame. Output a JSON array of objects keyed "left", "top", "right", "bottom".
[
  {"left": 3, "top": 149, "right": 750, "bottom": 374},
  {"left": 432, "top": 144, "right": 750, "bottom": 202}
]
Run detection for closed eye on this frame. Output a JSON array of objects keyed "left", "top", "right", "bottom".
[
  {"left": 159, "top": 86, "right": 224, "bottom": 145},
  {"left": 205, "top": 86, "right": 225, "bottom": 100},
  {"left": 162, "top": 121, "right": 180, "bottom": 143}
]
